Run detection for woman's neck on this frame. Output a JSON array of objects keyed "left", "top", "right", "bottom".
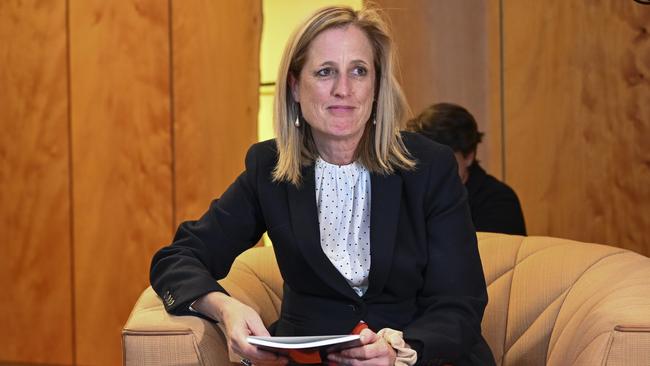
[{"left": 313, "top": 137, "right": 360, "bottom": 166}]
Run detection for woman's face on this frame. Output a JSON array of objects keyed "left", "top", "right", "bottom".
[{"left": 291, "top": 25, "right": 376, "bottom": 148}]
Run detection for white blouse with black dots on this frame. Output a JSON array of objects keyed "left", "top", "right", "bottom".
[{"left": 315, "top": 157, "right": 371, "bottom": 297}]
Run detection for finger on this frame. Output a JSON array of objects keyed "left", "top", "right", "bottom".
[
  {"left": 232, "top": 338, "right": 287, "bottom": 363},
  {"left": 338, "top": 336, "right": 392, "bottom": 361},
  {"left": 331, "top": 345, "right": 371, "bottom": 362},
  {"left": 232, "top": 334, "right": 291, "bottom": 365},
  {"left": 237, "top": 347, "right": 289, "bottom": 364},
  {"left": 229, "top": 319, "right": 268, "bottom": 353},
  {"left": 338, "top": 330, "right": 380, "bottom": 359},
  {"left": 359, "top": 328, "right": 378, "bottom": 344},
  {"left": 327, "top": 352, "right": 363, "bottom": 366},
  {"left": 329, "top": 351, "right": 392, "bottom": 366},
  {"left": 246, "top": 317, "right": 271, "bottom": 337}
]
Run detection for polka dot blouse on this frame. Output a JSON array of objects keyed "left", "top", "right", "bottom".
[{"left": 315, "top": 157, "right": 371, "bottom": 297}]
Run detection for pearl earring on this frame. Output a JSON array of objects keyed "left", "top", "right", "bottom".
[
  {"left": 294, "top": 115, "right": 300, "bottom": 127},
  {"left": 373, "top": 119, "right": 376, "bottom": 125}
]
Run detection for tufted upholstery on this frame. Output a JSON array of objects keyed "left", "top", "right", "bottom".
[{"left": 123, "top": 233, "right": 650, "bottom": 365}]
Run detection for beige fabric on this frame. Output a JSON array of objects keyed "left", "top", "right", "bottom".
[
  {"left": 122, "top": 286, "right": 232, "bottom": 366},
  {"left": 377, "top": 328, "right": 418, "bottom": 366},
  {"left": 606, "top": 327, "right": 650, "bottom": 365},
  {"left": 123, "top": 234, "right": 650, "bottom": 366},
  {"left": 122, "top": 333, "right": 200, "bottom": 365},
  {"left": 477, "top": 233, "right": 523, "bottom": 362}
]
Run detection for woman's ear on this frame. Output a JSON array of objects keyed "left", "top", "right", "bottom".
[{"left": 289, "top": 73, "right": 300, "bottom": 102}]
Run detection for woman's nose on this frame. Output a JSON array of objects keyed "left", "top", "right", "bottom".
[{"left": 332, "top": 75, "right": 351, "bottom": 98}]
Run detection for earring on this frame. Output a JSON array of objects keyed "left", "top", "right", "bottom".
[
  {"left": 373, "top": 118, "right": 376, "bottom": 125},
  {"left": 294, "top": 115, "right": 300, "bottom": 127}
]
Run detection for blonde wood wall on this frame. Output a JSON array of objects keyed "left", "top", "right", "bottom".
[
  {"left": 1, "top": 0, "right": 260, "bottom": 365},
  {"left": 502, "top": 0, "right": 650, "bottom": 255},
  {"left": 69, "top": 1, "right": 174, "bottom": 364},
  {"left": 0, "top": 1, "right": 73, "bottom": 364},
  {"left": 172, "top": 1, "right": 262, "bottom": 225},
  {"left": 380, "top": 0, "right": 649, "bottom": 256},
  {"left": 377, "top": 0, "right": 501, "bottom": 174}
]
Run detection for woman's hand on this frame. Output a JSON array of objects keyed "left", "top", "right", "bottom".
[
  {"left": 327, "top": 328, "right": 397, "bottom": 366},
  {"left": 194, "top": 292, "right": 288, "bottom": 365}
]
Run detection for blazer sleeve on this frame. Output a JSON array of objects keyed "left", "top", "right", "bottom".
[
  {"left": 149, "top": 144, "right": 266, "bottom": 317},
  {"left": 403, "top": 148, "right": 489, "bottom": 363}
]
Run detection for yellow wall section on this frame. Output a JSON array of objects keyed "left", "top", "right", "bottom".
[{"left": 258, "top": 0, "right": 362, "bottom": 142}]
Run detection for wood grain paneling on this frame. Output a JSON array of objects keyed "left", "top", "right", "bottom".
[
  {"left": 171, "top": 0, "right": 261, "bottom": 225},
  {"left": 68, "top": 0, "right": 172, "bottom": 364},
  {"left": 0, "top": 1, "right": 73, "bottom": 364},
  {"left": 503, "top": 0, "right": 650, "bottom": 255},
  {"left": 486, "top": 0, "right": 503, "bottom": 178},
  {"left": 375, "top": 0, "right": 497, "bottom": 173}
]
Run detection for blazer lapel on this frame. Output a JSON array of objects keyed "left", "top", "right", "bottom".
[
  {"left": 365, "top": 172, "right": 402, "bottom": 298},
  {"left": 287, "top": 163, "right": 359, "bottom": 300}
]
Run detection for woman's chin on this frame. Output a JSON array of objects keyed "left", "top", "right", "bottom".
[{"left": 321, "top": 128, "right": 364, "bottom": 142}]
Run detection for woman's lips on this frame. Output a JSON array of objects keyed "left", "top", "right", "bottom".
[{"left": 327, "top": 105, "right": 355, "bottom": 116}]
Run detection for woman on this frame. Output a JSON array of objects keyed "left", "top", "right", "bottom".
[
  {"left": 151, "top": 6, "right": 494, "bottom": 366},
  {"left": 408, "top": 103, "right": 527, "bottom": 236}
]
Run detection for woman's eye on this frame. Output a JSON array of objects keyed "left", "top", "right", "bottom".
[
  {"left": 316, "top": 68, "right": 334, "bottom": 77},
  {"left": 351, "top": 66, "right": 368, "bottom": 77}
]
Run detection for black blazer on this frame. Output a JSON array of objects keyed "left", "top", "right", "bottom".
[{"left": 151, "top": 132, "right": 495, "bottom": 365}]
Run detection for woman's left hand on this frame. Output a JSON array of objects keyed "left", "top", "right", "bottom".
[{"left": 327, "top": 328, "right": 397, "bottom": 366}]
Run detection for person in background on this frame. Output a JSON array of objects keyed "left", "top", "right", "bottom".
[
  {"left": 150, "top": 6, "right": 495, "bottom": 366},
  {"left": 408, "top": 102, "right": 526, "bottom": 236}
]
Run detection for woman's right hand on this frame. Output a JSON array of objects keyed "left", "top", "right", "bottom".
[{"left": 193, "top": 291, "right": 288, "bottom": 365}]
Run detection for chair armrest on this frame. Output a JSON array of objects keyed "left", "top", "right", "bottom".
[
  {"left": 122, "top": 246, "right": 282, "bottom": 366},
  {"left": 122, "top": 286, "right": 233, "bottom": 366},
  {"left": 547, "top": 252, "right": 650, "bottom": 366}
]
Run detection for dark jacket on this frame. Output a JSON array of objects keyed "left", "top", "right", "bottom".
[
  {"left": 466, "top": 162, "right": 526, "bottom": 236},
  {"left": 150, "top": 132, "right": 495, "bottom": 365}
]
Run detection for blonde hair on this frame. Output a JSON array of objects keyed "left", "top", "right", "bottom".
[{"left": 273, "top": 5, "right": 415, "bottom": 186}]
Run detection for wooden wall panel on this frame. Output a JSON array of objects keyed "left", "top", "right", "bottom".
[
  {"left": 68, "top": 1, "right": 172, "bottom": 364},
  {"left": 486, "top": 0, "right": 504, "bottom": 178},
  {"left": 375, "top": 0, "right": 498, "bottom": 174},
  {"left": 0, "top": 1, "right": 73, "bottom": 364},
  {"left": 171, "top": 0, "right": 261, "bottom": 225},
  {"left": 503, "top": 0, "right": 650, "bottom": 255}
]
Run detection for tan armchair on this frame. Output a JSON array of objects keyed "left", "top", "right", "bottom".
[{"left": 123, "top": 233, "right": 650, "bottom": 365}]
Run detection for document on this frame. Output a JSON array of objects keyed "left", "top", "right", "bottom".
[{"left": 247, "top": 334, "right": 362, "bottom": 352}]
